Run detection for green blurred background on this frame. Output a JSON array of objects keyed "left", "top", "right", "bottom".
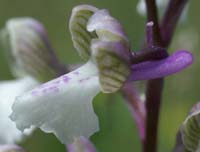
[{"left": 0, "top": 0, "right": 199, "bottom": 152}]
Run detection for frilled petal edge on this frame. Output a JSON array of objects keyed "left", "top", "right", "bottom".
[
  {"left": 10, "top": 61, "right": 101, "bottom": 144},
  {"left": 0, "top": 77, "right": 38, "bottom": 144}
]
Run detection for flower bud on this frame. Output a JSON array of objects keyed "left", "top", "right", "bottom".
[{"left": 1, "top": 18, "right": 64, "bottom": 82}]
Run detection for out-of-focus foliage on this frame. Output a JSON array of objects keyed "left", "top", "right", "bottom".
[{"left": 0, "top": 0, "right": 199, "bottom": 152}]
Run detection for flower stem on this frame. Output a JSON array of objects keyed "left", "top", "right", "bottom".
[
  {"left": 161, "top": 0, "right": 188, "bottom": 47},
  {"left": 144, "top": 78, "right": 163, "bottom": 152},
  {"left": 145, "top": 0, "right": 163, "bottom": 46},
  {"left": 143, "top": 0, "right": 189, "bottom": 152},
  {"left": 144, "top": 0, "right": 164, "bottom": 152}
]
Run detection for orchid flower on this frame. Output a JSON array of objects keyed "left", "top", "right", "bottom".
[
  {"left": 0, "top": 18, "right": 64, "bottom": 143},
  {"left": 10, "top": 4, "right": 193, "bottom": 145}
]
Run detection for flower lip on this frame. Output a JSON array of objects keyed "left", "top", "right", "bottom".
[
  {"left": 0, "top": 77, "right": 38, "bottom": 144},
  {"left": 10, "top": 61, "right": 100, "bottom": 144}
]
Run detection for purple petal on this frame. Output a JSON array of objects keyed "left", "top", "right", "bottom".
[
  {"left": 67, "top": 137, "right": 96, "bottom": 152},
  {"left": 129, "top": 50, "right": 193, "bottom": 81}
]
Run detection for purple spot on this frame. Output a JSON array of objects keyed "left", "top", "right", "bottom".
[
  {"left": 31, "top": 90, "right": 41, "bottom": 96},
  {"left": 42, "top": 86, "right": 59, "bottom": 94},
  {"left": 73, "top": 71, "right": 80, "bottom": 75},
  {"left": 39, "top": 83, "right": 49, "bottom": 89},
  {"left": 79, "top": 77, "right": 90, "bottom": 83},
  {"left": 39, "top": 79, "right": 61, "bottom": 89},
  {"left": 62, "top": 75, "right": 71, "bottom": 83}
]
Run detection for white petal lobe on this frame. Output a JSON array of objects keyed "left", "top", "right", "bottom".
[
  {"left": 0, "top": 77, "right": 38, "bottom": 144},
  {"left": 10, "top": 61, "right": 101, "bottom": 144}
]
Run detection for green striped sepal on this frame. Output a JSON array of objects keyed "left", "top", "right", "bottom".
[
  {"left": 182, "top": 102, "right": 200, "bottom": 152},
  {"left": 87, "top": 8, "right": 131, "bottom": 93},
  {"left": 69, "top": 5, "right": 132, "bottom": 93},
  {"left": 69, "top": 5, "right": 98, "bottom": 60},
  {"left": 91, "top": 40, "right": 130, "bottom": 93},
  {"left": 1, "top": 18, "right": 61, "bottom": 82},
  {"left": 87, "top": 9, "right": 130, "bottom": 47}
]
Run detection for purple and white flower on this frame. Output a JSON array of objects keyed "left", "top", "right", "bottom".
[{"left": 10, "top": 5, "right": 193, "bottom": 145}]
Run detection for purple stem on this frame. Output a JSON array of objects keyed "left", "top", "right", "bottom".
[
  {"left": 143, "top": 0, "right": 189, "bottom": 152},
  {"left": 146, "top": 21, "right": 154, "bottom": 47},
  {"left": 144, "top": 0, "right": 164, "bottom": 152},
  {"left": 145, "top": 0, "right": 163, "bottom": 46},
  {"left": 161, "top": 0, "right": 189, "bottom": 47}
]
